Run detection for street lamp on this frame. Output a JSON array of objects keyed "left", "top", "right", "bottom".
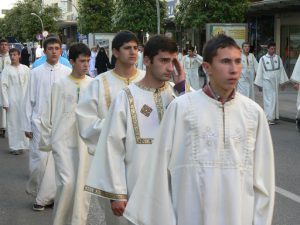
[
  {"left": 156, "top": 0, "right": 160, "bottom": 34},
  {"left": 31, "top": 12, "right": 45, "bottom": 45}
]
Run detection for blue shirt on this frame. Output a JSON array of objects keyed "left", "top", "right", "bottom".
[{"left": 32, "top": 55, "right": 72, "bottom": 69}]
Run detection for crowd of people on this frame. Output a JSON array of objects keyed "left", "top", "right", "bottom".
[{"left": 0, "top": 30, "right": 299, "bottom": 225}]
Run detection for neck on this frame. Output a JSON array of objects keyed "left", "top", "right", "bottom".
[
  {"left": 12, "top": 62, "right": 20, "bottom": 67},
  {"left": 243, "top": 52, "right": 249, "bottom": 56},
  {"left": 139, "top": 72, "right": 165, "bottom": 89},
  {"left": 70, "top": 70, "right": 85, "bottom": 79},
  {"left": 114, "top": 62, "right": 137, "bottom": 78},
  {"left": 209, "top": 81, "right": 234, "bottom": 101},
  {"left": 46, "top": 60, "right": 58, "bottom": 66}
]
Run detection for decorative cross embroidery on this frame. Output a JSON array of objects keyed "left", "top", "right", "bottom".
[
  {"left": 200, "top": 127, "right": 218, "bottom": 147},
  {"left": 140, "top": 104, "right": 153, "bottom": 117}
]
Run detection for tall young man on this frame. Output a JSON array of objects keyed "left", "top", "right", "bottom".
[
  {"left": 124, "top": 35, "right": 275, "bottom": 225},
  {"left": 290, "top": 54, "right": 300, "bottom": 131},
  {"left": 40, "top": 43, "right": 93, "bottom": 225},
  {"left": 254, "top": 42, "right": 289, "bottom": 125},
  {"left": 1, "top": 48, "right": 30, "bottom": 155},
  {"left": 23, "top": 36, "right": 72, "bottom": 211},
  {"left": 237, "top": 42, "right": 258, "bottom": 100},
  {"left": 0, "top": 39, "right": 11, "bottom": 137}
]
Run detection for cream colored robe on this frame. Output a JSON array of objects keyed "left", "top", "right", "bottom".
[
  {"left": 182, "top": 54, "right": 203, "bottom": 90},
  {"left": 1, "top": 64, "right": 30, "bottom": 150},
  {"left": 290, "top": 54, "right": 300, "bottom": 117},
  {"left": 40, "top": 75, "right": 93, "bottom": 225},
  {"left": 124, "top": 91, "right": 275, "bottom": 225},
  {"left": 237, "top": 52, "right": 258, "bottom": 100},
  {"left": 254, "top": 54, "right": 289, "bottom": 121}
]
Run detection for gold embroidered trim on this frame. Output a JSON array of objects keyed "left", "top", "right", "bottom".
[
  {"left": 153, "top": 91, "right": 164, "bottom": 122},
  {"left": 84, "top": 185, "right": 128, "bottom": 200},
  {"left": 112, "top": 70, "right": 139, "bottom": 85},
  {"left": 185, "top": 82, "right": 191, "bottom": 92},
  {"left": 135, "top": 82, "right": 168, "bottom": 92},
  {"left": 124, "top": 87, "right": 153, "bottom": 144},
  {"left": 101, "top": 75, "right": 111, "bottom": 109}
]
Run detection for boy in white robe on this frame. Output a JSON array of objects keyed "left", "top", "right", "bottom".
[
  {"left": 40, "top": 43, "right": 93, "bottom": 225},
  {"left": 76, "top": 30, "right": 145, "bottom": 225},
  {"left": 0, "top": 38, "right": 11, "bottom": 137},
  {"left": 254, "top": 42, "right": 289, "bottom": 125},
  {"left": 237, "top": 42, "right": 258, "bottom": 100},
  {"left": 1, "top": 48, "right": 30, "bottom": 154},
  {"left": 23, "top": 36, "right": 72, "bottom": 211},
  {"left": 290, "top": 54, "right": 300, "bottom": 131},
  {"left": 85, "top": 35, "right": 187, "bottom": 224},
  {"left": 124, "top": 34, "right": 275, "bottom": 225}
]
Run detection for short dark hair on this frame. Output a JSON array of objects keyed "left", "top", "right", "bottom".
[
  {"left": 144, "top": 35, "right": 178, "bottom": 62},
  {"left": 188, "top": 46, "right": 195, "bottom": 52},
  {"left": 0, "top": 38, "right": 8, "bottom": 44},
  {"left": 267, "top": 42, "right": 276, "bottom": 49},
  {"left": 242, "top": 42, "right": 250, "bottom": 47},
  {"left": 68, "top": 43, "right": 91, "bottom": 61},
  {"left": 9, "top": 48, "right": 20, "bottom": 55},
  {"left": 43, "top": 36, "right": 62, "bottom": 49},
  {"left": 203, "top": 34, "right": 240, "bottom": 64},
  {"left": 112, "top": 30, "right": 138, "bottom": 50}
]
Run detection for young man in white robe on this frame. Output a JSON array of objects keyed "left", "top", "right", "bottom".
[
  {"left": 124, "top": 34, "right": 275, "bottom": 225},
  {"left": 40, "top": 43, "right": 93, "bottom": 225},
  {"left": 23, "top": 36, "right": 72, "bottom": 211},
  {"left": 85, "top": 35, "right": 187, "bottom": 225},
  {"left": 237, "top": 42, "right": 258, "bottom": 100},
  {"left": 76, "top": 30, "right": 145, "bottom": 225},
  {"left": 182, "top": 46, "right": 203, "bottom": 90},
  {"left": 290, "top": 54, "right": 300, "bottom": 131},
  {"left": 0, "top": 38, "right": 11, "bottom": 137},
  {"left": 1, "top": 48, "right": 30, "bottom": 154},
  {"left": 254, "top": 42, "right": 289, "bottom": 125}
]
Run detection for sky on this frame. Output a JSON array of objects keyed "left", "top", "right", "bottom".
[{"left": 0, "top": 0, "right": 17, "bottom": 18}]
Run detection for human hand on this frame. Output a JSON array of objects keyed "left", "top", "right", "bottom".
[
  {"left": 293, "top": 83, "right": 299, "bottom": 91},
  {"left": 25, "top": 131, "right": 33, "bottom": 139},
  {"left": 172, "top": 58, "right": 185, "bottom": 84},
  {"left": 3, "top": 107, "right": 8, "bottom": 110},
  {"left": 280, "top": 84, "right": 286, "bottom": 91},
  {"left": 111, "top": 200, "right": 127, "bottom": 217}
]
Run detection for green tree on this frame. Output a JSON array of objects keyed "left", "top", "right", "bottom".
[
  {"left": 175, "top": 0, "right": 249, "bottom": 29},
  {"left": 1, "top": 0, "right": 60, "bottom": 42},
  {"left": 112, "top": 0, "right": 167, "bottom": 34},
  {"left": 78, "top": 0, "right": 114, "bottom": 34}
]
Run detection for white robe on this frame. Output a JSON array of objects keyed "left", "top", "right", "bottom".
[
  {"left": 89, "top": 51, "right": 97, "bottom": 77},
  {"left": 124, "top": 91, "right": 275, "bottom": 225},
  {"left": 23, "top": 62, "right": 71, "bottom": 206},
  {"left": 40, "top": 75, "right": 93, "bottom": 225},
  {"left": 182, "top": 54, "right": 203, "bottom": 90},
  {"left": 237, "top": 52, "right": 258, "bottom": 99},
  {"left": 0, "top": 53, "right": 11, "bottom": 129},
  {"left": 290, "top": 54, "right": 300, "bottom": 118},
  {"left": 1, "top": 64, "right": 30, "bottom": 150},
  {"left": 136, "top": 51, "right": 145, "bottom": 70},
  {"left": 254, "top": 54, "right": 289, "bottom": 121}
]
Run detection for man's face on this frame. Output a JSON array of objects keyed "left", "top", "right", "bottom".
[
  {"left": 0, "top": 42, "right": 9, "bottom": 54},
  {"left": 203, "top": 47, "right": 242, "bottom": 93},
  {"left": 144, "top": 50, "right": 177, "bottom": 82},
  {"left": 267, "top": 46, "right": 276, "bottom": 56},
  {"left": 9, "top": 51, "right": 21, "bottom": 64},
  {"left": 113, "top": 41, "right": 138, "bottom": 66},
  {"left": 188, "top": 49, "right": 194, "bottom": 57},
  {"left": 242, "top": 44, "right": 250, "bottom": 54},
  {"left": 44, "top": 43, "right": 62, "bottom": 65},
  {"left": 71, "top": 54, "right": 90, "bottom": 76}
]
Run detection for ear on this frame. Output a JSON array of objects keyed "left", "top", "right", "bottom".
[
  {"left": 143, "top": 56, "right": 151, "bottom": 67},
  {"left": 112, "top": 48, "right": 118, "bottom": 59},
  {"left": 202, "top": 62, "right": 211, "bottom": 75},
  {"left": 69, "top": 58, "right": 75, "bottom": 66}
]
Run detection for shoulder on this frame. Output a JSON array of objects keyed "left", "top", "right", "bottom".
[
  {"left": 58, "top": 63, "right": 72, "bottom": 73},
  {"left": 235, "top": 92, "right": 264, "bottom": 114}
]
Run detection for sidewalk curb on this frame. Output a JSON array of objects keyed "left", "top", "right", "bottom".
[{"left": 279, "top": 116, "right": 295, "bottom": 123}]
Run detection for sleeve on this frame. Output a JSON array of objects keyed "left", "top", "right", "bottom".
[
  {"left": 279, "top": 57, "right": 289, "bottom": 85},
  {"left": 85, "top": 91, "right": 128, "bottom": 200},
  {"left": 253, "top": 54, "right": 259, "bottom": 73},
  {"left": 253, "top": 108, "right": 275, "bottom": 225},
  {"left": 75, "top": 78, "right": 105, "bottom": 154},
  {"left": 254, "top": 58, "right": 264, "bottom": 87},
  {"left": 124, "top": 101, "right": 179, "bottom": 225},
  {"left": 290, "top": 55, "right": 300, "bottom": 83},
  {"left": 195, "top": 54, "right": 203, "bottom": 65},
  {"left": 1, "top": 67, "right": 9, "bottom": 107}
]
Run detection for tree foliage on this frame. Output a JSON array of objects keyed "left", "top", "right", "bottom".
[
  {"left": 112, "top": 0, "right": 167, "bottom": 33},
  {"left": 175, "top": 0, "right": 249, "bottom": 29},
  {"left": 78, "top": 0, "right": 114, "bottom": 34},
  {"left": 0, "top": 0, "right": 60, "bottom": 42}
]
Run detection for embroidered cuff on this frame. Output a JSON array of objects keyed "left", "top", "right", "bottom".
[{"left": 174, "top": 80, "right": 186, "bottom": 94}]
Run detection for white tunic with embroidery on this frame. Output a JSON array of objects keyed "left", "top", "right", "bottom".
[
  {"left": 237, "top": 52, "right": 258, "bottom": 99},
  {"left": 23, "top": 62, "right": 71, "bottom": 205},
  {"left": 254, "top": 54, "right": 289, "bottom": 121},
  {"left": 182, "top": 54, "right": 203, "bottom": 90},
  {"left": 76, "top": 69, "right": 145, "bottom": 154},
  {"left": 124, "top": 91, "right": 275, "bottom": 225},
  {"left": 1, "top": 64, "right": 30, "bottom": 150},
  {"left": 40, "top": 75, "right": 93, "bottom": 225},
  {"left": 290, "top": 54, "right": 300, "bottom": 115}
]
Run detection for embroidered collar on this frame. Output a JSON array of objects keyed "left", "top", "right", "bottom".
[
  {"left": 44, "top": 62, "right": 61, "bottom": 70},
  {"left": 68, "top": 75, "right": 86, "bottom": 83},
  {"left": 135, "top": 82, "right": 169, "bottom": 92},
  {"left": 111, "top": 69, "right": 139, "bottom": 82},
  {"left": 202, "top": 83, "right": 235, "bottom": 104}
]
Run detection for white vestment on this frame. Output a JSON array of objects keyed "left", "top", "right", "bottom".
[
  {"left": 124, "top": 91, "right": 275, "bottom": 225},
  {"left": 254, "top": 54, "right": 289, "bottom": 121},
  {"left": 182, "top": 54, "right": 203, "bottom": 90},
  {"left": 40, "top": 75, "right": 93, "bottom": 225},
  {"left": 290, "top": 54, "right": 300, "bottom": 118},
  {"left": 23, "top": 62, "right": 71, "bottom": 206},
  {"left": 237, "top": 52, "right": 258, "bottom": 99},
  {"left": 1, "top": 64, "right": 30, "bottom": 150},
  {"left": 0, "top": 53, "right": 11, "bottom": 129},
  {"left": 89, "top": 51, "right": 97, "bottom": 77},
  {"left": 136, "top": 51, "right": 145, "bottom": 70}
]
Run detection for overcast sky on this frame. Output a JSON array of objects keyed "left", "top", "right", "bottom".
[{"left": 0, "top": 0, "right": 17, "bottom": 18}]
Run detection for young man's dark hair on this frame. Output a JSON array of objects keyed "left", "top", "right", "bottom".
[
  {"left": 112, "top": 30, "right": 138, "bottom": 51},
  {"left": 188, "top": 46, "right": 195, "bottom": 52},
  {"left": 203, "top": 34, "right": 240, "bottom": 64},
  {"left": 242, "top": 42, "right": 250, "bottom": 47},
  {"left": 9, "top": 48, "right": 20, "bottom": 55},
  {"left": 43, "top": 36, "right": 62, "bottom": 50},
  {"left": 267, "top": 42, "right": 276, "bottom": 49},
  {"left": 0, "top": 38, "right": 8, "bottom": 44},
  {"left": 143, "top": 35, "right": 178, "bottom": 63},
  {"left": 68, "top": 43, "right": 91, "bottom": 61}
]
